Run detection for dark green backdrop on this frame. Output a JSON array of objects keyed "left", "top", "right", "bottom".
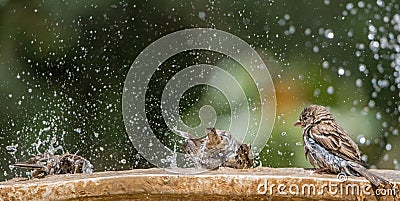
[{"left": 0, "top": 0, "right": 399, "bottom": 181}]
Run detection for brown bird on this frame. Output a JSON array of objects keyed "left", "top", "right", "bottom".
[
  {"left": 12, "top": 153, "right": 94, "bottom": 178},
  {"left": 294, "top": 105, "right": 389, "bottom": 187},
  {"left": 181, "top": 128, "right": 253, "bottom": 169}
]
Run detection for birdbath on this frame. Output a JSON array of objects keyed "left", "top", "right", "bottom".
[{"left": 0, "top": 167, "right": 399, "bottom": 200}]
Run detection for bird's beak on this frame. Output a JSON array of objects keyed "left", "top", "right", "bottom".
[{"left": 293, "top": 121, "right": 302, "bottom": 127}]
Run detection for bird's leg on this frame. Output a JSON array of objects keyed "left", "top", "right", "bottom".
[{"left": 312, "top": 168, "right": 329, "bottom": 174}]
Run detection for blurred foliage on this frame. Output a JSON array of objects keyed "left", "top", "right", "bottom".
[{"left": 0, "top": 0, "right": 399, "bottom": 181}]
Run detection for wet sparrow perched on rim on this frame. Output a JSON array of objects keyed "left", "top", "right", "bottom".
[
  {"left": 294, "top": 105, "right": 389, "bottom": 187},
  {"left": 181, "top": 128, "right": 253, "bottom": 169},
  {"left": 12, "top": 153, "right": 94, "bottom": 178}
]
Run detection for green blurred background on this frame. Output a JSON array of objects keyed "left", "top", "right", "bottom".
[{"left": 0, "top": 0, "right": 399, "bottom": 181}]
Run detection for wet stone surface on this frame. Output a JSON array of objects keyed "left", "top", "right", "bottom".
[{"left": 0, "top": 168, "right": 399, "bottom": 201}]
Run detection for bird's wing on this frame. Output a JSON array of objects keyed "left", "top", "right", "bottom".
[
  {"left": 12, "top": 163, "right": 44, "bottom": 169},
  {"left": 308, "top": 121, "right": 366, "bottom": 165},
  {"left": 182, "top": 138, "right": 203, "bottom": 155}
]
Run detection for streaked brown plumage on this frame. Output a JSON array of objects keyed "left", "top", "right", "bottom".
[
  {"left": 181, "top": 128, "right": 253, "bottom": 169},
  {"left": 294, "top": 105, "right": 389, "bottom": 187},
  {"left": 13, "top": 153, "right": 93, "bottom": 178}
]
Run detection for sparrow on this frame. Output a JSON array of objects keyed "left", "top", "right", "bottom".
[
  {"left": 12, "top": 153, "right": 94, "bottom": 178},
  {"left": 181, "top": 128, "right": 253, "bottom": 169},
  {"left": 294, "top": 105, "right": 389, "bottom": 187}
]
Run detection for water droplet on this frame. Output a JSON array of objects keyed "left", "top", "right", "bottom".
[
  {"left": 359, "top": 136, "right": 366, "bottom": 144},
  {"left": 376, "top": 0, "right": 384, "bottom": 7},
  {"left": 355, "top": 79, "right": 363, "bottom": 87},
  {"left": 338, "top": 68, "right": 345, "bottom": 76},
  {"left": 324, "top": 29, "right": 334, "bottom": 39},
  {"left": 313, "top": 88, "right": 321, "bottom": 97},
  {"left": 288, "top": 25, "right": 296, "bottom": 35},
  {"left": 386, "top": 143, "right": 392, "bottom": 151},
  {"left": 368, "top": 100, "right": 375, "bottom": 108},
  {"left": 358, "top": 64, "right": 366, "bottom": 72},
  {"left": 345, "top": 3, "right": 354, "bottom": 10},
  {"left": 322, "top": 61, "right": 329, "bottom": 69},
  {"left": 198, "top": 11, "right": 206, "bottom": 20},
  {"left": 327, "top": 86, "right": 334, "bottom": 94},
  {"left": 304, "top": 28, "right": 312, "bottom": 36},
  {"left": 362, "top": 155, "right": 368, "bottom": 162},
  {"left": 383, "top": 153, "right": 389, "bottom": 161},
  {"left": 369, "top": 41, "right": 380, "bottom": 52},
  {"left": 6, "top": 144, "right": 18, "bottom": 153},
  {"left": 313, "top": 45, "right": 319, "bottom": 53},
  {"left": 376, "top": 112, "right": 382, "bottom": 120},
  {"left": 74, "top": 128, "right": 82, "bottom": 133}
]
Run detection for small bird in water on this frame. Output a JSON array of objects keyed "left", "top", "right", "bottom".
[
  {"left": 12, "top": 153, "right": 94, "bottom": 178},
  {"left": 181, "top": 128, "right": 253, "bottom": 169},
  {"left": 294, "top": 105, "right": 390, "bottom": 187}
]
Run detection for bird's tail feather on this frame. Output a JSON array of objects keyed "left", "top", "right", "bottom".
[
  {"left": 350, "top": 163, "right": 389, "bottom": 187},
  {"left": 12, "top": 163, "right": 43, "bottom": 169}
]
